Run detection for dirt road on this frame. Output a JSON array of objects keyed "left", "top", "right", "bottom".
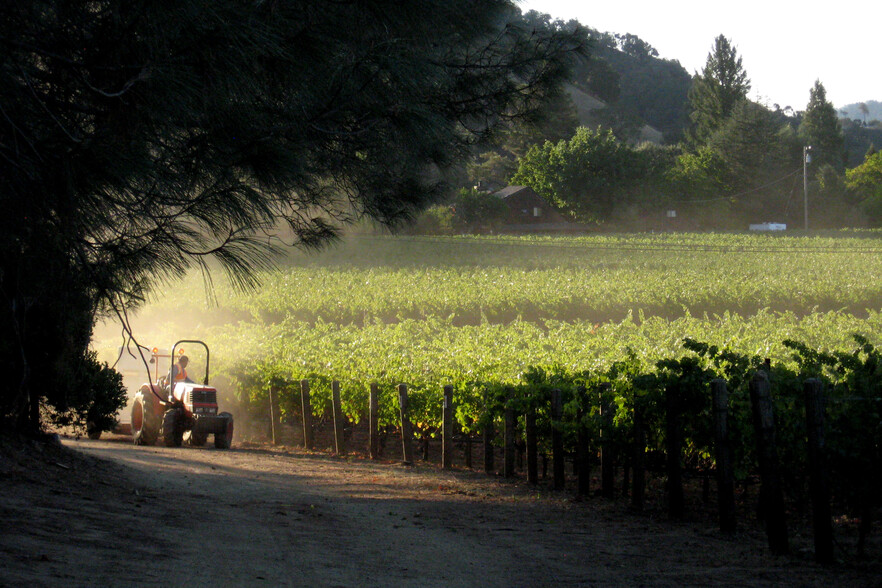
[{"left": 0, "top": 435, "right": 877, "bottom": 587}]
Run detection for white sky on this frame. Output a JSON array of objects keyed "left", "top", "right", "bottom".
[{"left": 518, "top": 0, "right": 880, "bottom": 110}]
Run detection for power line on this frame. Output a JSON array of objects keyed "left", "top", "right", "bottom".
[{"left": 672, "top": 168, "right": 802, "bottom": 204}]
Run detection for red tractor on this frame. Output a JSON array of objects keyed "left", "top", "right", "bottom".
[{"left": 130, "top": 340, "right": 234, "bottom": 449}]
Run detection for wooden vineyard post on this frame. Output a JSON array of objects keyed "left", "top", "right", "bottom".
[
  {"left": 503, "top": 405, "right": 516, "bottom": 478},
  {"left": 750, "top": 370, "right": 789, "bottom": 555},
  {"left": 332, "top": 380, "right": 345, "bottom": 455},
  {"left": 551, "top": 389, "right": 565, "bottom": 491},
  {"left": 442, "top": 385, "right": 454, "bottom": 469},
  {"left": 483, "top": 390, "right": 495, "bottom": 474},
  {"left": 711, "top": 379, "right": 736, "bottom": 534},
  {"left": 526, "top": 407, "right": 538, "bottom": 485},
  {"left": 665, "top": 384, "right": 684, "bottom": 519},
  {"left": 600, "top": 383, "right": 615, "bottom": 499},
  {"left": 481, "top": 390, "right": 496, "bottom": 474},
  {"left": 804, "top": 378, "right": 833, "bottom": 563},
  {"left": 421, "top": 433, "right": 430, "bottom": 461},
  {"left": 464, "top": 434, "right": 473, "bottom": 469},
  {"left": 631, "top": 398, "right": 645, "bottom": 510},
  {"left": 369, "top": 383, "right": 379, "bottom": 460},
  {"left": 398, "top": 384, "right": 415, "bottom": 465},
  {"left": 300, "top": 379, "right": 314, "bottom": 450},
  {"left": 483, "top": 424, "right": 494, "bottom": 473},
  {"left": 268, "top": 386, "right": 278, "bottom": 446},
  {"left": 577, "top": 405, "right": 591, "bottom": 497}
]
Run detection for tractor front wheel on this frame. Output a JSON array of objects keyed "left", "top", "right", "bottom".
[
  {"left": 162, "top": 408, "right": 184, "bottom": 447},
  {"left": 185, "top": 430, "right": 208, "bottom": 447},
  {"left": 214, "top": 412, "right": 234, "bottom": 449}
]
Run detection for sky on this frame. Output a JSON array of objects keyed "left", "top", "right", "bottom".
[{"left": 518, "top": 0, "right": 880, "bottom": 110}]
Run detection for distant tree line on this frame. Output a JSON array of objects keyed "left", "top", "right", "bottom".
[{"left": 427, "top": 21, "right": 882, "bottom": 232}]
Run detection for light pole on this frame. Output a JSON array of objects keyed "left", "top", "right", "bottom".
[{"left": 803, "top": 145, "right": 812, "bottom": 231}]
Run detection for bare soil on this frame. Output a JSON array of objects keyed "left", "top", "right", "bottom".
[{"left": 1, "top": 433, "right": 880, "bottom": 587}]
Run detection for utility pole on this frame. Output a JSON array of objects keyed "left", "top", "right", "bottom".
[{"left": 803, "top": 145, "right": 812, "bottom": 231}]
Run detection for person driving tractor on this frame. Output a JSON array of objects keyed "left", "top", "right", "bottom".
[{"left": 172, "top": 355, "right": 195, "bottom": 384}]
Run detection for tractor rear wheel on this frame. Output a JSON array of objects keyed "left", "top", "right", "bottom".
[
  {"left": 214, "top": 412, "right": 234, "bottom": 449},
  {"left": 132, "top": 395, "right": 159, "bottom": 446},
  {"left": 162, "top": 408, "right": 184, "bottom": 447}
]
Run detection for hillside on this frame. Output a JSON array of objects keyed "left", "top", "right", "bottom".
[
  {"left": 593, "top": 36, "right": 692, "bottom": 142},
  {"left": 566, "top": 85, "right": 664, "bottom": 144},
  {"left": 839, "top": 100, "right": 882, "bottom": 122},
  {"left": 563, "top": 29, "right": 692, "bottom": 143}
]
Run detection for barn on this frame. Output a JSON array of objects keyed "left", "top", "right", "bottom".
[{"left": 492, "top": 185, "right": 583, "bottom": 232}]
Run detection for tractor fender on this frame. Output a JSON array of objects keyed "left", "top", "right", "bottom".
[{"left": 137, "top": 384, "right": 167, "bottom": 418}]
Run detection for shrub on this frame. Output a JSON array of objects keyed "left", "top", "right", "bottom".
[{"left": 47, "top": 351, "right": 127, "bottom": 437}]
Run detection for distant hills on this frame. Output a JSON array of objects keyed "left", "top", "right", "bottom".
[
  {"left": 839, "top": 100, "right": 882, "bottom": 122},
  {"left": 566, "top": 30, "right": 693, "bottom": 143},
  {"left": 565, "top": 84, "right": 665, "bottom": 144},
  {"left": 524, "top": 12, "right": 880, "bottom": 151},
  {"left": 571, "top": 30, "right": 879, "bottom": 140}
]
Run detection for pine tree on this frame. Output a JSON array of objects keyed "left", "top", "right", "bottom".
[
  {"left": 710, "top": 101, "right": 794, "bottom": 185},
  {"left": 799, "top": 81, "right": 846, "bottom": 171},
  {"left": 687, "top": 35, "right": 751, "bottom": 146},
  {"left": 708, "top": 101, "right": 799, "bottom": 221}
]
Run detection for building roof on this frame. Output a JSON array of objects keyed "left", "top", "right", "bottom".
[{"left": 492, "top": 185, "right": 535, "bottom": 199}]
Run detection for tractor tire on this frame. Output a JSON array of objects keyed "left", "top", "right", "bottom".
[
  {"left": 214, "top": 412, "right": 234, "bottom": 449},
  {"left": 162, "top": 408, "right": 184, "bottom": 447},
  {"left": 132, "top": 395, "right": 159, "bottom": 446},
  {"left": 185, "top": 430, "right": 208, "bottom": 447}
]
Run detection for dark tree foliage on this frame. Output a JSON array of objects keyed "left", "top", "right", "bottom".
[
  {"left": 450, "top": 188, "right": 509, "bottom": 233},
  {"left": 0, "top": 1, "right": 585, "bottom": 432},
  {"left": 709, "top": 102, "right": 799, "bottom": 186},
  {"left": 799, "top": 81, "right": 846, "bottom": 171},
  {"left": 553, "top": 25, "right": 621, "bottom": 104},
  {"left": 688, "top": 35, "right": 751, "bottom": 146},
  {"left": 841, "top": 120, "right": 882, "bottom": 168},
  {"left": 488, "top": 17, "right": 692, "bottom": 144},
  {"left": 576, "top": 56, "right": 621, "bottom": 105},
  {"left": 668, "top": 101, "right": 801, "bottom": 229},
  {"left": 709, "top": 101, "right": 800, "bottom": 224},
  {"left": 460, "top": 11, "right": 589, "bottom": 197},
  {"left": 49, "top": 351, "right": 128, "bottom": 439},
  {"left": 585, "top": 30, "right": 691, "bottom": 143},
  {"left": 615, "top": 33, "right": 659, "bottom": 60},
  {"left": 493, "top": 90, "right": 582, "bottom": 161},
  {"left": 464, "top": 88, "right": 582, "bottom": 191}
]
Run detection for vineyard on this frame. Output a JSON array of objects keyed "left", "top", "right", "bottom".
[{"left": 97, "top": 232, "right": 882, "bottom": 560}]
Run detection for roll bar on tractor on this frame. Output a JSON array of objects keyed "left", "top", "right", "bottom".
[{"left": 170, "top": 340, "right": 210, "bottom": 386}]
